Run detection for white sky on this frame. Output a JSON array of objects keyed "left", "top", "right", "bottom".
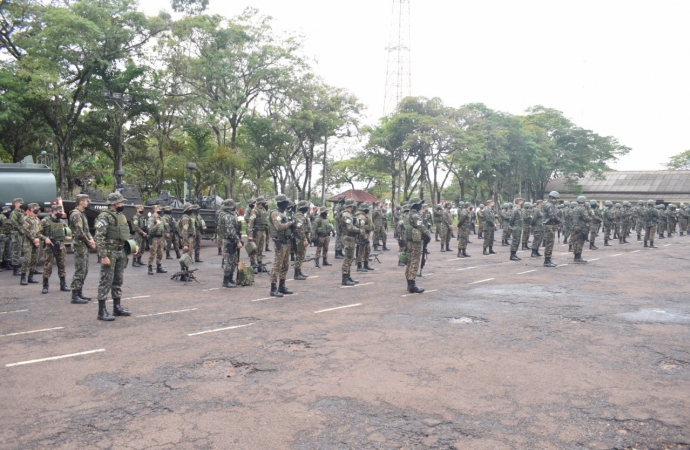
[{"left": 139, "top": 0, "right": 690, "bottom": 171}]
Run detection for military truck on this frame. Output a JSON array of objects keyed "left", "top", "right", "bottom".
[{"left": 0, "top": 156, "right": 58, "bottom": 211}]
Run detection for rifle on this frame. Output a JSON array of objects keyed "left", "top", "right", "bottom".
[
  {"left": 418, "top": 237, "right": 430, "bottom": 276},
  {"left": 369, "top": 252, "right": 381, "bottom": 264}
]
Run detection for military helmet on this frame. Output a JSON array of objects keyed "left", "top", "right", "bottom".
[
  {"left": 478, "top": 203, "right": 484, "bottom": 209},
  {"left": 638, "top": 200, "right": 644, "bottom": 205},
  {"left": 320, "top": 207, "right": 330, "bottom": 213},
  {"left": 193, "top": 204, "right": 201, "bottom": 210},
  {"left": 501, "top": 203, "right": 508, "bottom": 209},
  {"left": 297, "top": 200, "right": 310, "bottom": 210},
  {"left": 615, "top": 203, "right": 621, "bottom": 207},
  {"left": 669, "top": 204, "right": 676, "bottom": 209},
  {"left": 408, "top": 197, "right": 423, "bottom": 206},
  {"left": 660, "top": 204, "right": 666, "bottom": 209},
  {"left": 536, "top": 199, "right": 544, "bottom": 204},
  {"left": 681, "top": 203, "right": 686, "bottom": 208},
  {"left": 222, "top": 198, "right": 236, "bottom": 209},
  {"left": 508, "top": 202, "right": 514, "bottom": 207},
  {"left": 358, "top": 202, "right": 370, "bottom": 212},
  {"left": 435, "top": 204, "right": 442, "bottom": 210},
  {"left": 182, "top": 202, "right": 194, "bottom": 212},
  {"left": 51, "top": 204, "right": 64, "bottom": 212},
  {"left": 163, "top": 205, "right": 172, "bottom": 211},
  {"left": 107, "top": 192, "right": 126, "bottom": 205},
  {"left": 248, "top": 198, "right": 256, "bottom": 206},
  {"left": 275, "top": 194, "right": 289, "bottom": 203},
  {"left": 623, "top": 201, "right": 630, "bottom": 206},
  {"left": 548, "top": 191, "right": 560, "bottom": 199},
  {"left": 604, "top": 200, "right": 612, "bottom": 207},
  {"left": 524, "top": 202, "right": 532, "bottom": 208},
  {"left": 402, "top": 203, "right": 410, "bottom": 212},
  {"left": 458, "top": 201, "right": 465, "bottom": 207},
  {"left": 589, "top": 200, "right": 598, "bottom": 207},
  {"left": 563, "top": 201, "right": 570, "bottom": 206},
  {"left": 647, "top": 199, "right": 655, "bottom": 206},
  {"left": 344, "top": 198, "right": 356, "bottom": 207},
  {"left": 576, "top": 195, "right": 587, "bottom": 203},
  {"left": 255, "top": 196, "right": 266, "bottom": 204}
]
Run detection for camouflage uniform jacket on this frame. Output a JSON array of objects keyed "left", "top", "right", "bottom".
[
  {"left": 131, "top": 214, "right": 147, "bottom": 238},
  {"left": 372, "top": 209, "right": 384, "bottom": 227},
  {"left": 22, "top": 215, "right": 41, "bottom": 241},
  {"left": 293, "top": 212, "right": 310, "bottom": 241},
  {"left": 531, "top": 208, "right": 544, "bottom": 231},
  {"left": 442, "top": 209, "right": 453, "bottom": 227},
  {"left": 70, "top": 208, "right": 92, "bottom": 246}
]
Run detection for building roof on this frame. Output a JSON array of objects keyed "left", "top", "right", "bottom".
[
  {"left": 327, "top": 189, "right": 380, "bottom": 203},
  {"left": 546, "top": 171, "right": 690, "bottom": 201}
]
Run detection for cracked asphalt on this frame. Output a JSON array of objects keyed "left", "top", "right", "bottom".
[{"left": 1, "top": 233, "right": 689, "bottom": 449}]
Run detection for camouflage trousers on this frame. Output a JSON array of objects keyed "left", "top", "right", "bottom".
[
  {"left": 635, "top": 220, "right": 644, "bottom": 237},
  {"left": 456, "top": 227, "right": 470, "bottom": 251},
  {"left": 148, "top": 237, "right": 165, "bottom": 265},
  {"left": 532, "top": 228, "right": 544, "bottom": 250},
  {"left": 375, "top": 225, "right": 387, "bottom": 246},
  {"left": 644, "top": 226, "right": 657, "bottom": 244},
  {"left": 294, "top": 239, "right": 307, "bottom": 270},
  {"left": 522, "top": 227, "right": 530, "bottom": 245},
  {"left": 11, "top": 233, "right": 23, "bottom": 266},
  {"left": 43, "top": 244, "right": 67, "bottom": 279},
  {"left": 194, "top": 232, "right": 202, "bottom": 260},
  {"left": 336, "top": 233, "right": 343, "bottom": 252},
  {"left": 71, "top": 243, "right": 90, "bottom": 291},
  {"left": 250, "top": 230, "right": 266, "bottom": 266},
  {"left": 501, "top": 224, "right": 511, "bottom": 242},
  {"left": 477, "top": 221, "right": 484, "bottom": 236},
  {"left": 441, "top": 225, "right": 452, "bottom": 247},
  {"left": 0, "top": 235, "right": 5, "bottom": 263},
  {"left": 510, "top": 229, "right": 522, "bottom": 252},
  {"left": 134, "top": 234, "right": 146, "bottom": 258},
  {"left": 356, "top": 239, "right": 370, "bottom": 265},
  {"left": 20, "top": 239, "right": 38, "bottom": 274},
  {"left": 569, "top": 227, "right": 586, "bottom": 254},
  {"left": 341, "top": 235, "right": 355, "bottom": 275},
  {"left": 589, "top": 225, "right": 599, "bottom": 244},
  {"left": 2, "top": 236, "right": 9, "bottom": 263},
  {"left": 483, "top": 225, "right": 495, "bottom": 250},
  {"left": 181, "top": 234, "right": 195, "bottom": 256},
  {"left": 97, "top": 249, "right": 128, "bottom": 301},
  {"left": 405, "top": 241, "right": 422, "bottom": 281},
  {"left": 562, "top": 224, "right": 571, "bottom": 243},
  {"left": 222, "top": 241, "right": 239, "bottom": 276},
  {"left": 270, "top": 239, "right": 291, "bottom": 283},
  {"left": 604, "top": 223, "right": 613, "bottom": 240},
  {"left": 614, "top": 221, "right": 620, "bottom": 238},
  {"left": 668, "top": 221, "right": 677, "bottom": 234},
  {"left": 543, "top": 225, "right": 555, "bottom": 258},
  {"left": 434, "top": 223, "right": 441, "bottom": 239},
  {"left": 315, "top": 235, "right": 330, "bottom": 259},
  {"left": 680, "top": 218, "right": 689, "bottom": 232},
  {"left": 166, "top": 234, "right": 180, "bottom": 254}
]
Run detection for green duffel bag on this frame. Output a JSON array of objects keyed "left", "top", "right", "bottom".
[
  {"left": 236, "top": 262, "right": 254, "bottom": 286},
  {"left": 398, "top": 251, "right": 409, "bottom": 265}
]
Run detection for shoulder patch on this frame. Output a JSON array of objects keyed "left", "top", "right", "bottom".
[{"left": 345, "top": 218, "right": 352, "bottom": 224}]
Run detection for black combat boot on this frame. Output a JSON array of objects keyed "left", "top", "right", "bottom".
[
  {"left": 644, "top": 241, "right": 648, "bottom": 247},
  {"left": 270, "top": 283, "right": 283, "bottom": 297},
  {"left": 348, "top": 273, "right": 359, "bottom": 284},
  {"left": 175, "top": 249, "right": 181, "bottom": 259},
  {"left": 278, "top": 279, "right": 293, "bottom": 295},
  {"left": 314, "top": 258, "right": 320, "bottom": 268},
  {"left": 156, "top": 264, "right": 167, "bottom": 274},
  {"left": 440, "top": 244, "right": 446, "bottom": 252},
  {"left": 79, "top": 289, "right": 92, "bottom": 301},
  {"left": 637, "top": 235, "right": 641, "bottom": 241},
  {"left": 166, "top": 251, "right": 173, "bottom": 260},
  {"left": 658, "top": 232, "right": 664, "bottom": 239},
  {"left": 364, "top": 262, "right": 375, "bottom": 271},
  {"left": 502, "top": 239, "right": 507, "bottom": 246},
  {"left": 97, "top": 300, "right": 115, "bottom": 321},
  {"left": 407, "top": 279, "right": 425, "bottom": 294},
  {"left": 42, "top": 279, "right": 49, "bottom": 294},
  {"left": 71, "top": 290, "right": 88, "bottom": 304},
  {"left": 195, "top": 257, "right": 203, "bottom": 263},
  {"left": 589, "top": 243, "right": 598, "bottom": 250},
  {"left": 445, "top": 243, "right": 450, "bottom": 252},
  {"left": 373, "top": 244, "right": 379, "bottom": 251},
  {"left": 531, "top": 249, "right": 538, "bottom": 258},
  {"left": 322, "top": 258, "right": 332, "bottom": 266},
  {"left": 382, "top": 244, "right": 390, "bottom": 251},
  {"left": 357, "top": 262, "right": 367, "bottom": 273},
  {"left": 604, "top": 239, "right": 612, "bottom": 246},
  {"left": 574, "top": 253, "right": 587, "bottom": 263},
  {"left": 148, "top": 265, "right": 154, "bottom": 275},
  {"left": 483, "top": 248, "right": 489, "bottom": 255},
  {"left": 464, "top": 249, "right": 471, "bottom": 257},
  {"left": 489, "top": 247, "right": 497, "bottom": 254},
  {"left": 435, "top": 236, "right": 440, "bottom": 242},
  {"left": 524, "top": 242, "right": 531, "bottom": 250},
  {"left": 335, "top": 249, "right": 344, "bottom": 259},
  {"left": 649, "top": 241, "right": 656, "bottom": 248},
  {"left": 223, "top": 273, "right": 236, "bottom": 288},
  {"left": 342, "top": 274, "right": 355, "bottom": 286},
  {"left": 112, "top": 298, "right": 131, "bottom": 316},
  {"left": 294, "top": 268, "right": 306, "bottom": 280},
  {"left": 60, "top": 276, "right": 70, "bottom": 292},
  {"left": 217, "top": 248, "right": 222, "bottom": 255},
  {"left": 619, "top": 236, "right": 623, "bottom": 244},
  {"left": 12, "top": 264, "right": 21, "bottom": 276},
  {"left": 33, "top": 268, "right": 42, "bottom": 275},
  {"left": 132, "top": 257, "right": 140, "bottom": 267},
  {"left": 568, "top": 244, "right": 573, "bottom": 252},
  {"left": 681, "top": 232, "right": 685, "bottom": 236},
  {"left": 544, "top": 258, "right": 557, "bottom": 268},
  {"left": 509, "top": 252, "right": 520, "bottom": 261},
  {"left": 457, "top": 249, "right": 463, "bottom": 258},
  {"left": 27, "top": 273, "right": 38, "bottom": 283}
]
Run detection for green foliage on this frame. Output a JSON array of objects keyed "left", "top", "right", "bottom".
[{"left": 665, "top": 149, "right": 690, "bottom": 170}]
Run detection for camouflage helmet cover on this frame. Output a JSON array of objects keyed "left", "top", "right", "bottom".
[
  {"left": 275, "top": 194, "right": 289, "bottom": 203},
  {"left": 576, "top": 195, "right": 587, "bottom": 203},
  {"left": 107, "top": 192, "right": 126, "bottom": 205},
  {"left": 604, "top": 200, "right": 613, "bottom": 207},
  {"left": 408, "top": 197, "right": 423, "bottom": 206},
  {"left": 182, "top": 202, "right": 194, "bottom": 212},
  {"left": 297, "top": 200, "right": 310, "bottom": 209},
  {"left": 548, "top": 191, "right": 560, "bottom": 199},
  {"left": 344, "top": 198, "right": 356, "bottom": 207}
]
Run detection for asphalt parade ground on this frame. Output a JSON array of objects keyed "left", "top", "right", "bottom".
[{"left": 1, "top": 233, "right": 689, "bottom": 449}]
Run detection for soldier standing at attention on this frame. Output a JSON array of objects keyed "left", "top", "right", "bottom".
[
  {"left": 588, "top": 200, "right": 603, "bottom": 250},
  {"left": 8, "top": 198, "right": 25, "bottom": 276},
  {"left": 620, "top": 201, "right": 631, "bottom": 243},
  {"left": 456, "top": 202, "right": 472, "bottom": 258},
  {"left": 403, "top": 198, "right": 430, "bottom": 294},
  {"left": 38, "top": 205, "right": 73, "bottom": 295},
  {"left": 500, "top": 203, "right": 511, "bottom": 246},
  {"left": 19, "top": 203, "right": 42, "bottom": 285},
  {"left": 644, "top": 199, "right": 659, "bottom": 248},
  {"left": 667, "top": 204, "right": 678, "bottom": 237},
  {"left": 340, "top": 199, "right": 360, "bottom": 286},
  {"left": 521, "top": 202, "right": 533, "bottom": 250},
  {"left": 482, "top": 199, "right": 498, "bottom": 255},
  {"left": 531, "top": 200, "right": 545, "bottom": 257},
  {"left": 293, "top": 200, "right": 311, "bottom": 280},
  {"left": 70, "top": 194, "right": 95, "bottom": 302},
  {"left": 372, "top": 202, "right": 385, "bottom": 251},
  {"left": 147, "top": 205, "right": 168, "bottom": 275},
  {"left": 542, "top": 192, "right": 561, "bottom": 267},
  {"left": 313, "top": 207, "right": 333, "bottom": 267},
  {"left": 247, "top": 197, "right": 269, "bottom": 272},
  {"left": 219, "top": 199, "right": 242, "bottom": 288},
  {"left": 679, "top": 204, "right": 689, "bottom": 235},
  {"left": 508, "top": 199, "right": 524, "bottom": 261},
  {"left": 613, "top": 203, "right": 622, "bottom": 242},
  {"left": 432, "top": 204, "right": 443, "bottom": 242},
  {"left": 162, "top": 206, "right": 180, "bottom": 259},
  {"left": 178, "top": 203, "right": 196, "bottom": 258},
  {"left": 94, "top": 192, "right": 137, "bottom": 321},
  {"left": 334, "top": 197, "right": 345, "bottom": 259},
  {"left": 130, "top": 205, "right": 147, "bottom": 267},
  {"left": 634, "top": 200, "right": 645, "bottom": 241},
  {"left": 192, "top": 205, "right": 206, "bottom": 262},
  {"left": 441, "top": 202, "right": 453, "bottom": 252},
  {"left": 268, "top": 194, "right": 295, "bottom": 297},
  {"left": 602, "top": 201, "right": 615, "bottom": 246},
  {"left": 0, "top": 206, "right": 8, "bottom": 272},
  {"left": 569, "top": 196, "right": 591, "bottom": 262},
  {"left": 476, "top": 204, "right": 484, "bottom": 239},
  {"left": 563, "top": 201, "right": 573, "bottom": 245},
  {"left": 657, "top": 204, "right": 667, "bottom": 239},
  {"left": 355, "top": 203, "right": 370, "bottom": 273}
]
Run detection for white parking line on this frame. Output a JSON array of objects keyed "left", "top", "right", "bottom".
[
  {"left": 306, "top": 276, "right": 319, "bottom": 279},
  {"left": 188, "top": 323, "right": 254, "bottom": 336},
  {"left": 469, "top": 278, "right": 494, "bottom": 285},
  {"left": 202, "top": 288, "right": 220, "bottom": 292},
  {"left": 340, "top": 282, "right": 374, "bottom": 289},
  {"left": 559, "top": 264, "right": 569, "bottom": 267},
  {"left": 137, "top": 308, "right": 198, "bottom": 318},
  {"left": 401, "top": 289, "right": 438, "bottom": 298},
  {"left": 5, "top": 349, "right": 105, "bottom": 367},
  {"left": 664, "top": 244, "right": 672, "bottom": 247},
  {"left": 112, "top": 295, "right": 151, "bottom": 302},
  {"left": 589, "top": 258, "right": 599, "bottom": 261},
  {"left": 252, "top": 294, "right": 298, "bottom": 302},
  {"left": 314, "top": 303, "right": 362, "bottom": 314},
  {"left": 516, "top": 270, "right": 536, "bottom": 275},
  {"left": 457, "top": 266, "right": 478, "bottom": 271},
  {"left": 631, "top": 250, "right": 640, "bottom": 253},
  {"left": 0, "top": 327, "right": 64, "bottom": 338},
  {"left": 610, "top": 254, "right": 622, "bottom": 257},
  {"left": 0, "top": 309, "right": 28, "bottom": 315}
]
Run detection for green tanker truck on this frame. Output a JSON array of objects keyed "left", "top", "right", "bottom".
[{"left": 0, "top": 156, "right": 58, "bottom": 211}]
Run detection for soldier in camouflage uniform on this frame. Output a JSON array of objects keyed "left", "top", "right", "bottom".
[
  {"left": 588, "top": 200, "right": 603, "bottom": 250},
  {"left": 542, "top": 192, "right": 562, "bottom": 267},
  {"left": 521, "top": 202, "right": 532, "bottom": 250},
  {"left": 476, "top": 204, "right": 484, "bottom": 239},
  {"left": 440, "top": 202, "right": 453, "bottom": 252},
  {"left": 403, "top": 198, "right": 430, "bottom": 293},
  {"left": 562, "top": 201, "right": 573, "bottom": 245},
  {"left": 192, "top": 205, "right": 206, "bottom": 262},
  {"left": 147, "top": 205, "right": 168, "bottom": 275},
  {"left": 293, "top": 200, "right": 311, "bottom": 280},
  {"left": 667, "top": 204, "right": 678, "bottom": 237},
  {"left": 531, "top": 200, "right": 545, "bottom": 257},
  {"left": 178, "top": 203, "right": 197, "bottom": 258},
  {"left": 242, "top": 199, "right": 255, "bottom": 257},
  {"left": 334, "top": 197, "right": 345, "bottom": 259},
  {"left": 218, "top": 199, "right": 242, "bottom": 288},
  {"left": 613, "top": 203, "right": 622, "bottom": 241},
  {"left": 373, "top": 202, "right": 386, "bottom": 250},
  {"left": 456, "top": 202, "right": 472, "bottom": 258},
  {"left": 339, "top": 199, "right": 360, "bottom": 286},
  {"left": 38, "top": 204, "right": 72, "bottom": 295},
  {"left": 482, "top": 200, "right": 498, "bottom": 255},
  {"left": 395, "top": 203, "right": 410, "bottom": 266},
  {"left": 500, "top": 203, "right": 511, "bottom": 246},
  {"left": 130, "top": 205, "right": 147, "bottom": 267},
  {"left": 8, "top": 198, "right": 25, "bottom": 276},
  {"left": 162, "top": 206, "right": 180, "bottom": 259},
  {"left": 657, "top": 204, "right": 667, "bottom": 239},
  {"left": 569, "top": 196, "right": 591, "bottom": 262},
  {"left": 602, "top": 201, "right": 615, "bottom": 246},
  {"left": 247, "top": 197, "right": 270, "bottom": 272},
  {"left": 313, "top": 207, "right": 334, "bottom": 267},
  {"left": 0, "top": 206, "right": 10, "bottom": 271},
  {"left": 619, "top": 201, "right": 631, "bottom": 243},
  {"left": 509, "top": 199, "right": 524, "bottom": 261},
  {"left": 679, "top": 204, "right": 689, "bottom": 235},
  {"left": 70, "top": 194, "right": 95, "bottom": 302},
  {"left": 633, "top": 200, "right": 645, "bottom": 241},
  {"left": 19, "top": 203, "right": 42, "bottom": 285},
  {"left": 644, "top": 199, "right": 659, "bottom": 248},
  {"left": 355, "top": 203, "right": 371, "bottom": 272},
  {"left": 432, "top": 204, "right": 442, "bottom": 242},
  {"left": 94, "top": 192, "right": 136, "bottom": 321},
  {"left": 268, "top": 194, "right": 296, "bottom": 297}
]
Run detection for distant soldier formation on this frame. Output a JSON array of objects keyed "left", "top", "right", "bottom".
[{"left": 2, "top": 191, "right": 689, "bottom": 318}]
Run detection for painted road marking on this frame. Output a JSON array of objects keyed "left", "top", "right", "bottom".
[
  {"left": 664, "top": 244, "right": 672, "bottom": 247},
  {"left": 631, "top": 250, "right": 640, "bottom": 253},
  {"left": 516, "top": 270, "right": 536, "bottom": 275},
  {"left": 202, "top": 288, "right": 220, "bottom": 292},
  {"left": 111, "top": 295, "right": 152, "bottom": 302},
  {"left": 0, "top": 327, "right": 64, "bottom": 338},
  {"left": 306, "top": 276, "right": 319, "bottom": 279},
  {"left": 469, "top": 278, "right": 494, "bottom": 285},
  {"left": 559, "top": 264, "right": 569, "bottom": 267},
  {"left": 457, "top": 266, "right": 478, "bottom": 271},
  {"left": 252, "top": 294, "right": 299, "bottom": 302},
  {"left": 402, "top": 289, "right": 438, "bottom": 298},
  {"left": 314, "top": 303, "right": 362, "bottom": 314},
  {"left": 137, "top": 308, "right": 198, "bottom": 318},
  {"left": 188, "top": 323, "right": 254, "bottom": 337},
  {"left": 610, "top": 254, "right": 622, "bottom": 257},
  {"left": 0, "top": 309, "right": 28, "bottom": 315},
  {"left": 589, "top": 258, "right": 600, "bottom": 261},
  {"left": 340, "top": 282, "right": 374, "bottom": 289},
  {"left": 5, "top": 349, "right": 105, "bottom": 368}
]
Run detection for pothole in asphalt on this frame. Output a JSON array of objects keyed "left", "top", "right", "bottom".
[
  {"left": 447, "top": 316, "right": 488, "bottom": 324},
  {"left": 265, "top": 339, "right": 313, "bottom": 352},
  {"left": 659, "top": 357, "right": 689, "bottom": 371}
]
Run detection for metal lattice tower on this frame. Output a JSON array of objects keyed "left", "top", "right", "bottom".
[{"left": 383, "top": 0, "right": 412, "bottom": 116}]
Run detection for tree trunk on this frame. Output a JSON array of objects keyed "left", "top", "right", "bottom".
[{"left": 321, "top": 137, "right": 327, "bottom": 206}]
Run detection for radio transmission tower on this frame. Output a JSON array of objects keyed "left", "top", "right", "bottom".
[{"left": 383, "top": 0, "right": 412, "bottom": 116}]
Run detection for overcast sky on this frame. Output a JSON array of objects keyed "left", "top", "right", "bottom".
[{"left": 140, "top": 0, "right": 690, "bottom": 171}]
